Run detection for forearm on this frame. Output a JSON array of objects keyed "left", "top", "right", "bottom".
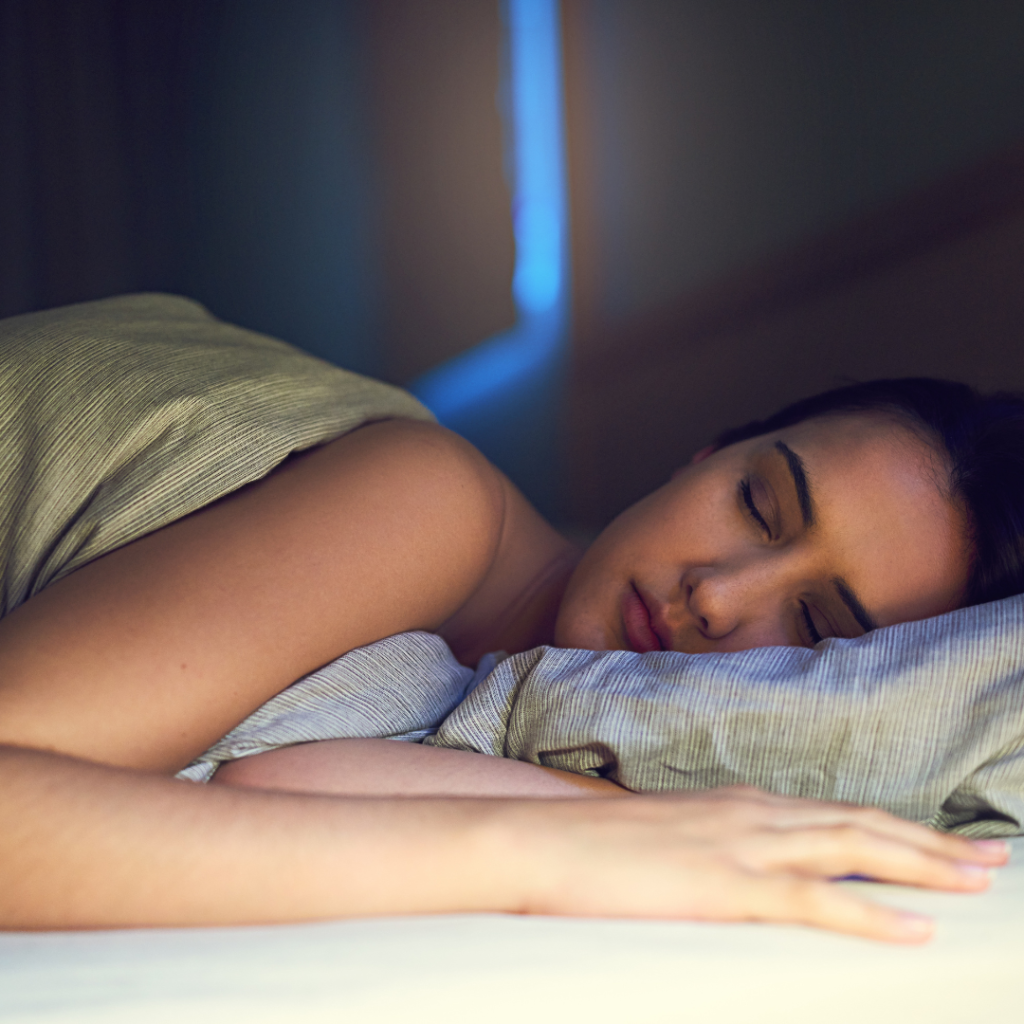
[
  {"left": 211, "top": 739, "right": 629, "bottom": 799},
  {"left": 1, "top": 744, "right": 1006, "bottom": 941},
  {"left": 0, "top": 744, "right": 523, "bottom": 929}
]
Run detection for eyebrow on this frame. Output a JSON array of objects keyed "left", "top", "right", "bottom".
[
  {"left": 773, "top": 440, "right": 878, "bottom": 633},
  {"left": 832, "top": 576, "right": 878, "bottom": 633},
  {"left": 774, "top": 441, "right": 814, "bottom": 527}
]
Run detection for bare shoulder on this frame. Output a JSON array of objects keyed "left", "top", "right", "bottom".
[
  {"left": 312, "top": 418, "right": 511, "bottom": 594},
  {"left": 0, "top": 418, "right": 509, "bottom": 772},
  {"left": 326, "top": 418, "right": 506, "bottom": 529},
  {"left": 283, "top": 416, "right": 509, "bottom": 580}
]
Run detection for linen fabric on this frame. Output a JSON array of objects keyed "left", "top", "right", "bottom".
[
  {"left": 181, "top": 598, "right": 1024, "bottom": 837},
  {"left": 177, "top": 633, "right": 501, "bottom": 782},
  {"left": 0, "top": 293, "right": 433, "bottom": 616},
  {"left": 428, "top": 597, "right": 1024, "bottom": 837}
]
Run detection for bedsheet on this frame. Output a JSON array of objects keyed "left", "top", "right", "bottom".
[{"left": 2, "top": 838, "right": 1021, "bottom": 1024}]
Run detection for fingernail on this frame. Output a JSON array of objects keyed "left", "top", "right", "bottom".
[
  {"left": 971, "top": 839, "right": 1009, "bottom": 856},
  {"left": 955, "top": 862, "right": 991, "bottom": 880},
  {"left": 895, "top": 912, "right": 933, "bottom": 940}
]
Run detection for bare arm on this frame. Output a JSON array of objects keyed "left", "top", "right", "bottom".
[
  {"left": 212, "top": 738, "right": 629, "bottom": 798},
  {"left": 0, "top": 421, "right": 514, "bottom": 771},
  {"left": 0, "top": 743, "right": 1005, "bottom": 938}
]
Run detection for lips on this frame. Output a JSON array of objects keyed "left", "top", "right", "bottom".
[{"left": 621, "top": 584, "right": 665, "bottom": 653}]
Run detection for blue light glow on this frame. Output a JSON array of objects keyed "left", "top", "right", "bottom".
[
  {"left": 509, "top": 0, "right": 566, "bottom": 314},
  {"left": 410, "top": 0, "right": 568, "bottom": 420}
]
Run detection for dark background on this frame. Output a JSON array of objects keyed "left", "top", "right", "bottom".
[
  {"left": 0, "top": 0, "right": 516, "bottom": 382},
  {"left": 4, "top": 0, "right": 1024, "bottom": 526}
]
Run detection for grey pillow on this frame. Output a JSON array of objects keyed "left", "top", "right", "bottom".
[{"left": 429, "top": 594, "right": 1024, "bottom": 837}]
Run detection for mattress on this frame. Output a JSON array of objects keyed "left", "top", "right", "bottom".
[{"left": 2, "top": 837, "right": 1021, "bottom": 1024}]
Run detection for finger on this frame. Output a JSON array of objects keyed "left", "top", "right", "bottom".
[
  {"left": 812, "top": 808, "right": 1009, "bottom": 866},
  {"left": 741, "top": 825, "right": 994, "bottom": 892},
  {"left": 695, "top": 792, "right": 1009, "bottom": 866},
  {"left": 737, "top": 875, "right": 937, "bottom": 944},
  {"left": 969, "top": 838, "right": 1012, "bottom": 863}
]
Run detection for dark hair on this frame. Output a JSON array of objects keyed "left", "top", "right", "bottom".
[{"left": 714, "top": 378, "right": 1024, "bottom": 608}]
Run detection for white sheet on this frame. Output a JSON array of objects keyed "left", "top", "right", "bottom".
[{"left": 3, "top": 838, "right": 1022, "bottom": 1024}]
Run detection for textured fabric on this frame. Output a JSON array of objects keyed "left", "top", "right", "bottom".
[
  {"left": 429, "top": 598, "right": 1024, "bottom": 837},
  {"left": 178, "top": 634, "right": 502, "bottom": 782},
  {"left": 183, "top": 596, "right": 1024, "bottom": 837},
  {"left": 0, "top": 293, "right": 433, "bottom": 616}
]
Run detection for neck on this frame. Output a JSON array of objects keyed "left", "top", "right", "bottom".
[
  {"left": 437, "top": 468, "right": 585, "bottom": 666},
  {"left": 490, "top": 547, "right": 581, "bottom": 654},
  {"left": 439, "top": 538, "right": 583, "bottom": 667}
]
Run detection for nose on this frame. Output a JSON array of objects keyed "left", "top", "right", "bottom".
[
  {"left": 685, "top": 569, "right": 741, "bottom": 640},
  {"left": 683, "top": 561, "right": 780, "bottom": 643}
]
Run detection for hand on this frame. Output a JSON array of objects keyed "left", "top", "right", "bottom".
[{"left": 499, "top": 786, "right": 1009, "bottom": 942}]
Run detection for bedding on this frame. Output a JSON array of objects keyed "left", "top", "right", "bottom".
[
  {"left": 0, "top": 293, "right": 433, "bottom": 616},
  {"left": 181, "top": 604, "right": 1024, "bottom": 837},
  {"left": 177, "top": 634, "right": 497, "bottom": 781}
]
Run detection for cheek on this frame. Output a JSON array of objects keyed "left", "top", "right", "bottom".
[
  {"left": 554, "top": 461, "right": 744, "bottom": 645},
  {"left": 552, "top": 507, "right": 658, "bottom": 647},
  {"left": 854, "top": 519, "right": 969, "bottom": 623},
  {"left": 573, "top": 496, "right": 665, "bottom": 574},
  {"left": 553, "top": 573, "right": 615, "bottom": 648},
  {"left": 575, "top": 474, "right": 729, "bottom": 582},
  {"left": 556, "top": 536, "right": 615, "bottom": 614}
]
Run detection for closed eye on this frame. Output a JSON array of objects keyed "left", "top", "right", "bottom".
[
  {"left": 800, "top": 601, "right": 824, "bottom": 645},
  {"left": 740, "top": 478, "right": 771, "bottom": 538}
]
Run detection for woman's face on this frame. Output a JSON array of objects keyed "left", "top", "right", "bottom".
[{"left": 555, "top": 413, "right": 971, "bottom": 654}]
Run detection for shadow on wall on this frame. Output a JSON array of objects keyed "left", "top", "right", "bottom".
[
  {"left": 6, "top": 0, "right": 1024, "bottom": 527},
  {"left": 0, "top": 0, "right": 214, "bottom": 320},
  {"left": 190, "top": 0, "right": 381, "bottom": 376}
]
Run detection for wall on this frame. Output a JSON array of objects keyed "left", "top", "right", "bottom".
[
  {"left": 566, "top": 0, "right": 1024, "bottom": 335},
  {"left": 0, "top": 0, "right": 213, "bottom": 318},
  {"left": 0, "top": 0, "right": 515, "bottom": 382},
  {"left": 190, "top": 0, "right": 381, "bottom": 374},
  {"left": 562, "top": 0, "right": 1024, "bottom": 526},
  {"left": 367, "top": 0, "right": 516, "bottom": 383},
  {"left": 8, "top": 1, "right": 1024, "bottom": 525}
]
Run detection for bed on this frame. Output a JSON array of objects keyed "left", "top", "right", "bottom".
[{"left": 2, "top": 296, "right": 1022, "bottom": 1021}]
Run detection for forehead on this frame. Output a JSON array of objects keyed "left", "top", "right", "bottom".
[
  {"left": 757, "top": 412, "right": 969, "bottom": 624},
  {"left": 774, "top": 411, "right": 944, "bottom": 483}
]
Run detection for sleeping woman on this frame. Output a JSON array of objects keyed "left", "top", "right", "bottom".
[
  {"left": 212, "top": 378, "right": 1018, "bottom": 798},
  {"left": 0, "top": 303, "right": 1014, "bottom": 940}
]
